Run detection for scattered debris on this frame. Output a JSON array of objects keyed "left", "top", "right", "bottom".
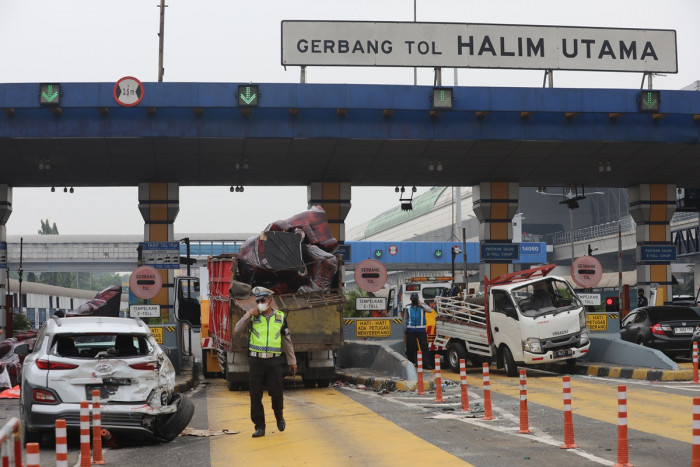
[{"left": 179, "top": 427, "right": 239, "bottom": 437}]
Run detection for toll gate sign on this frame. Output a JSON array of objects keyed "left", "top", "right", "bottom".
[
  {"left": 354, "top": 259, "right": 387, "bottom": 293},
  {"left": 571, "top": 255, "right": 603, "bottom": 288}
]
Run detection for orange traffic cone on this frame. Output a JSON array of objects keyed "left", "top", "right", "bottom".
[
  {"left": 560, "top": 376, "right": 578, "bottom": 449},
  {"left": 517, "top": 369, "right": 532, "bottom": 434}
]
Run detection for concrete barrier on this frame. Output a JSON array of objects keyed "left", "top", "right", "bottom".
[
  {"left": 336, "top": 340, "right": 417, "bottom": 381},
  {"left": 582, "top": 334, "right": 679, "bottom": 370}
]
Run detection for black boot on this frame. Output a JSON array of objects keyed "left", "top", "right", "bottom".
[
  {"left": 277, "top": 419, "right": 286, "bottom": 432},
  {"left": 252, "top": 427, "right": 265, "bottom": 438}
]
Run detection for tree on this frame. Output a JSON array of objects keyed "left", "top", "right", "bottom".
[
  {"left": 37, "top": 219, "right": 59, "bottom": 235},
  {"left": 13, "top": 312, "right": 32, "bottom": 330},
  {"left": 343, "top": 289, "right": 369, "bottom": 318}
]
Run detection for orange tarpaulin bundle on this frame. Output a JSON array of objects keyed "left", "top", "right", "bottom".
[{"left": 0, "top": 386, "right": 19, "bottom": 398}]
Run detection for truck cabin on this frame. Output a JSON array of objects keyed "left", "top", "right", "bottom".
[{"left": 510, "top": 278, "right": 582, "bottom": 317}]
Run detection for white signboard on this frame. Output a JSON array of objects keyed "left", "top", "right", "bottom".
[
  {"left": 356, "top": 297, "right": 388, "bottom": 311},
  {"left": 577, "top": 293, "right": 601, "bottom": 306},
  {"left": 282, "top": 21, "right": 677, "bottom": 73},
  {"left": 130, "top": 304, "right": 161, "bottom": 318}
]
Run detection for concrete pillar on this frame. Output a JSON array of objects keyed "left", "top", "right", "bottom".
[
  {"left": 307, "top": 182, "right": 351, "bottom": 243},
  {"left": 138, "top": 183, "right": 179, "bottom": 321},
  {"left": 0, "top": 186, "right": 11, "bottom": 337},
  {"left": 472, "top": 182, "right": 519, "bottom": 281},
  {"left": 628, "top": 184, "right": 676, "bottom": 305}
]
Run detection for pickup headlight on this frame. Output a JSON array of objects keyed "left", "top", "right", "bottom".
[
  {"left": 523, "top": 338, "right": 543, "bottom": 354},
  {"left": 579, "top": 311, "right": 587, "bottom": 328},
  {"left": 579, "top": 329, "right": 589, "bottom": 346}
]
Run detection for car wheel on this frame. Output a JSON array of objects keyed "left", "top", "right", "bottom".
[
  {"left": 447, "top": 342, "right": 467, "bottom": 372},
  {"left": 156, "top": 394, "right": 195, "bottom": 442},
  {"left": 637, "top": 337, "right": 646, "bottom": 347},
  {"left": 502, "top": 346, "right": 518, "bottom": 377}
]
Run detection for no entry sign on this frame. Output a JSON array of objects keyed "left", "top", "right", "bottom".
[
  {"left": 129, "top": 265, "right": 163, "bottom": 300},
  {"left": 354, "top": 259, "right": 387, "bottom": 293},
  {"left": 571, "top": 255, "right": 603, "bottom": 289}
]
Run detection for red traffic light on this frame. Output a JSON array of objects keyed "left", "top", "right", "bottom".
[{"left": 606, "top": 297, "right": 614, "bottom": 305}]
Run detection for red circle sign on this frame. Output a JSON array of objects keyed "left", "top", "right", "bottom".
[
  {"left": 571, "top": 255, "right": 603, "bottom": 288},
  {"left": 129, "top": 265, "right": 163, "bottom": 300},
  {"left": 113, "top": 76, "right": 144, "bottom": 107},
  {"left": 354, "top": 259, "right": 387, "bottom": 293}
]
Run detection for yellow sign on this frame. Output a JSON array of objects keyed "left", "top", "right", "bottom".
[
  {"left": 356, "top": 319, "right": 391, "bottom": 338},
  {"left": 586, "top": 313, "right": 608, "bottom": 332},
  {"left": 150, "top": 326, "right": 164, "bottom": 344}
]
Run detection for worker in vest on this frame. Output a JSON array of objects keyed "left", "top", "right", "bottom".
[
  {"left": 234, "top": 287, "right": 297, "bottom": 438},
  {"left": 404, "top": 292, "right": 434, "bottom": 369}
]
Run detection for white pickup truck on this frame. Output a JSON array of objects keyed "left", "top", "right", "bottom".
[{"left": 431, "top": 265, "right": 590, "bottom": 376}]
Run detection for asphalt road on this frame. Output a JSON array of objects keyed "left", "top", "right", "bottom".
[{"left": 3, "top": 363, "right": 699, "bottom": 466}]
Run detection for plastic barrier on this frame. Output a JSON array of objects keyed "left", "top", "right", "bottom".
[
  {"left": 518, "top": 369, "right": 532, "bottom": 434},
  {"left": 459, "top": 359, "right": 470, "bottom": 412},
  {"left": 416, "top": 351, "right": 425, "bottom": 395},
  {"left": 615, "top": 385, "right": 632, "bottom": 467},
  {"left": 56, "top": 419, "right": 68, "bottom": 467},
  {"left": 560, "top": 376, "right": 578, "bottom": 449},
  {"left": 80, "top": 401, "right": 91, "bottom": 467},
  {"left": 481, "top": 363, "right": 494, "bottom": 421},
  {"left": 0, "top": 417, "right": 22, "bottom": 467},
  {"left": 25, "top": 442, "right": 39, "bottom": 467},
  {"left": 91, "top": 390, "right": 106, "bottom": 464},
  {"left": 434, "top": 355, "right": 444, "bottom": 403}
]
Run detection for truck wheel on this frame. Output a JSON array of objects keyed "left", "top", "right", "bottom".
[
  {"left": 316, "top": 378, "right": 330, "bottom": 388},
  {"left": 447, "top": 342, "right": 467, "bottom": 372},
  {"left": 502, "top": 346, "right": 518, "bottom": 377},
  {"left": 225, "top": 364, "right": 237, "bottom": 391}
]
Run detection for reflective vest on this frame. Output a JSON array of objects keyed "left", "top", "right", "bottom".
[
  {"left": 249, "top": 310, "right": 285, "bottom": 354},
  {"left": 405, "top": 305, "right": 427, "bottom": 331}
]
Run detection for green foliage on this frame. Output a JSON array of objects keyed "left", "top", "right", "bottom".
[
  {"left": 343, "top": 288, "right": 368, "bottom": 318},
  {"left": 13, "top": 312, "right": 32, "bottom": 330},
  {"left": 38, "top": 219, "right": 59, "bottom": 235}
]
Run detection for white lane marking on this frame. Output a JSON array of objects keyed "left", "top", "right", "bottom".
[{"left": 341, "top": 386, "right": 614, "bottom": 466}]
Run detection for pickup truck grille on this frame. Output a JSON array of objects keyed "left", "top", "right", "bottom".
[{"left": 541, "top": 332, "right": 581, "bottom": 351}]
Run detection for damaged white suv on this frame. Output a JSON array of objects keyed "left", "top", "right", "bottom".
[{"left": 17, "top": 316, "right": 193, "bottom": 443}]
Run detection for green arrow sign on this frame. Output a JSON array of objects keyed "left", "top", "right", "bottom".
[
  {"left": 39, "top": 83, "right": 60, "bottom": 105},
  {"left": 639, "top": 90, "right": 660, "bottom": 113},
  {"left": 238, "top": 85, "right": 259, "bottom": 107}
]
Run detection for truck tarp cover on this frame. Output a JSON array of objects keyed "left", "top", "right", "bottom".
[
  {"left": 67, "top": 285, "right": 122, "bottom": 317},
  {"left": 237, "top": 206, "right": 339, "bottom": 294}
]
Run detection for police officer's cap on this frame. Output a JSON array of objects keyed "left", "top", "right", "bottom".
[
  {"left": 410, "top": 292, "right": 419, "bottom": 300},
  {"left": 252, "top": 286, "right": 274, "bottom": 299}
]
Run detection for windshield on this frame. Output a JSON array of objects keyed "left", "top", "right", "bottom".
[{"left": 512, "top": 279, "right": 582, "bottom": 317}]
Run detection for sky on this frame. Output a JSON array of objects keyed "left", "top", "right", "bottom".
[{"left": 1, "top": 1, "right": 699, "bottom": 236}]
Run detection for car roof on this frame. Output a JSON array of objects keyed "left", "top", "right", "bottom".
[
  {"left": 48, "top": 316, "right": 150, "bottom": 335},
  {"left": 640, "top": 305, "right": 700, "bottom": 321}
]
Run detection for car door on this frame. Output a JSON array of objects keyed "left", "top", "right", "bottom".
[{"left": 620, "top": 311, "right": 638, "bottom": 342}]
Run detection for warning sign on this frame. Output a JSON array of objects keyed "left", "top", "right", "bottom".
[
  {"left": 149, "top": 326, "right": 164, "bottom": 344},
  {"left": 355, "top": 319, "right": 391, "bottom": 338},
  {"left": 586, "top": 313, "right": 608, "bottom": 332}
]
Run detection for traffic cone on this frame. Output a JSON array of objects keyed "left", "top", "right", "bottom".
[
  {"left": 459, "top": 358, "right": 470, "bottom": 411},
  {"left": 416, "top": 351, "right": 425, "bottom": 395},
  {"left": 25, "top": 442, "right": 40, "bottom": 467},
  {"left": 56, "top": 419, "right": 68, "bottom": 467},
  {"left": 434, "top": 355, "right": 444, "bottom": 403},
  {"left": 91, "top": 389, "right": 106, "bottom": 464},
  {"left": 614, "top": 385, "right": 632, "bottom": 467},
  {"left": 693, "top": 342, "right": 698, "bottom": 385},
  {"left": 560, "top": 376, "right": 578, "bottom": 449},
  {"left": 482, "top": 362, "right": 494, "bottom": 420},
  {"left": 80, "top": 400, "right": 91, "bottom": 467},
  {"left": 692, "top": 398, "right": 700, "bottom": 467},
  {"left": 518, "top": 369, "right": 532, "bottom": 434}
]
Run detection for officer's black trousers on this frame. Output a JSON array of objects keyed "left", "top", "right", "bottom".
[{"left": 249, "top": 355, "right": 285, "bottom": 430}]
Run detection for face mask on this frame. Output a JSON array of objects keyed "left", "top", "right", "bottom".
[
  {"left": 411, "top": 299, "right": 418, "bottom": 305},
  {"left": 257, "top": 302, "right": 269, "bottom": 312}
]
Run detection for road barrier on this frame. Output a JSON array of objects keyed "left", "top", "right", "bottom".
[
  {"left": 416, "top": 351, "right": 425, "bottom": 395},
  {"left": 459, "top": 359, "right": 470, "bottom": 412},
  {"left": 481, "top": 363, "right": 494, "bottom": 421},
  {"left": 91, "top": 389, "right": 106, "bottom": 464},
  {"left": 434, "top": 355, "right": 444, "bottom": 403},
  {"left": 25, "top": 442, "right": 39, "bottom": 467},
  {"left": 694, "top": 342, "right": 698, "bottom": 385},
  {"left": 517, "top": 369, "right": 531, "bottom": 434},
  {"left": 615, "top": 385, "right": 632, "bottom": 467},
  {"left": 56, "top": 419, "right": 68, "bottom": 467},
  {"left": 693, "top": 398, "right": 700, "bottom": 467},
  {"left": 0, "top": 417, "right": 22, "bottom": 466},
  {"left": 80, "top": 401, "right": 91, "bottom": 467},
  {"left": 560, "top": 376, "right": 578, "bottom": 449}
]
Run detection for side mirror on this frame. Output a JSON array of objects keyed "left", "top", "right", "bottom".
[
  {"left": 175, "top": 277, "right": 202, "bottom": 329},
  {"left": 14, "top": 343, "right": 30, "bottom": 356}
]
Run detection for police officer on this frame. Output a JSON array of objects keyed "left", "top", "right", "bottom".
[
  {"left": 637, "top": 288, "right": 649, "bottom": 308},
  {"left": 404, "top": 292, "right": 434, "bottom": 369},
  {"left": 234, "top": 288, "right": 297, "bottom": 438}
]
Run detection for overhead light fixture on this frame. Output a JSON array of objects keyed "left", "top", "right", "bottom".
[
  {"left": 38, "top": 161, "right": 44, "bottom": 170},
  {"left": 400, "top": 186, "right": 405, "bottom": 193},
  {"left": 598, "top": 161, "right": 612, "bottom": 173},
  {"left": 536, "top": 186, "right": 547, "bottom": 193},
  {"left": 235, "top": 160, "right": 240, "bottom": 170},
  {"left": 69, "top": 187, "right": 74, "bottom": 194},
  {"left": 428, "top": 161, "right": 435, "bottom": 172},
  {"left": 395, "top": 186, "right": 399, "bottom": 193},
  {"left": 239, "top": 186, "right": 245, "bottom": 192},
  {"left": 412, "top": 186, "right": 417, "bottom": 193},
  {"left": 50, "top": 186, "right": 55, "bottom": 192},
  {"left": 606, "top": 162, "right": 612, "bottom": 173},
  {"left": 63, "top": 187, "right": 67, "bottom": 193},
  {"left": 230, "top": 186, "right": 235, "bottom": 192},
  {"left": 400, "top": 200, "right": 413, "bottom": 211},
  {"left": 436, "top": 161, "right": 443, "bottom": 172},
  {"left": 243, "top": 159, "right": 249, "bottom": 170}
]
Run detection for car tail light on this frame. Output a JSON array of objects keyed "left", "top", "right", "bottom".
[
  {"left": 129, "top": 362, "right": 157, "bottom": 371},
  {"left": 32, "top": 389, "right": 58, "bottom": 403},
  {"left": 35, "top": 359, "right": 78, "bottom": 370},
  {"left": 651, "top": 323, "right": 670, "bottom": 335}
]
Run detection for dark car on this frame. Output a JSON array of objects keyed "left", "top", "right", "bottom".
[{"left": 620, "top": 306, "right": 700, "bottom": 357}]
